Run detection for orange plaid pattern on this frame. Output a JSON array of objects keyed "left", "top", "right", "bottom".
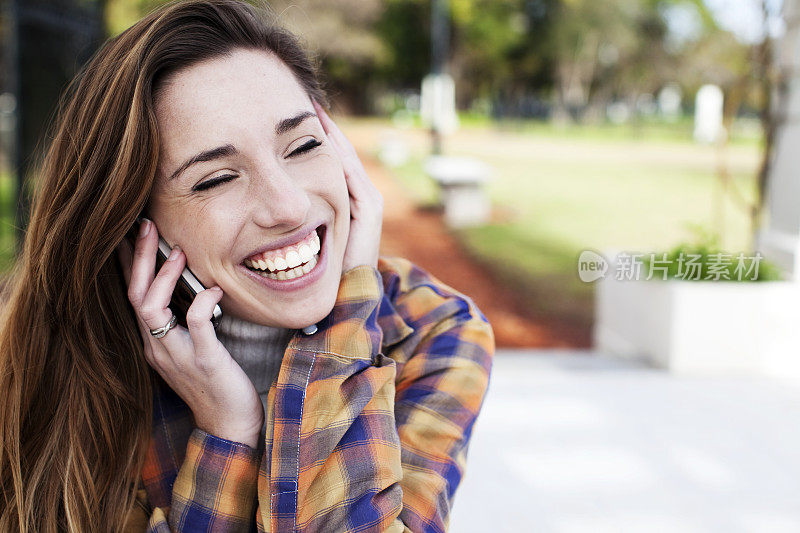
[{"left": 124, "top": 256, "right": 494, "bottom": 532}]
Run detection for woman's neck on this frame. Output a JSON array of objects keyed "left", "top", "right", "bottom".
[{"left": 213, "top": 312, "right": 294, "bottom": 393}]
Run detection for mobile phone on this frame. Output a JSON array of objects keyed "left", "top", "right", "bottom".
[{"left": 126, "top": 216, "right": 222, "bottom": 329}]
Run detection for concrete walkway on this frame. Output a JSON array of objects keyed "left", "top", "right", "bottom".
[{"left": 449, "top": 350, "right": 800, "bottom": 533}]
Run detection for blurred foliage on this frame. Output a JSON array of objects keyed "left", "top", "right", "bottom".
[
  {"left": 641, "top": 225, "right": 783, "bottom": 282},
  {"left": 104, "top": 0, "right": 763, "bottom": 116},
  {"left": 0, "top": 172, "right": 17, "bottom": 275}
]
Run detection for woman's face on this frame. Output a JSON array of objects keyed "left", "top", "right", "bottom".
[{"left": 147, "top": 48, "right": 349, "bottom": 329}]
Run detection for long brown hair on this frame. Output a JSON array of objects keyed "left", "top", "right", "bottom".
[{"left": 0, "top": 1, "right": 326, "bottom": 530}]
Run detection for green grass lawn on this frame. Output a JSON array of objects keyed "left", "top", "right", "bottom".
[{"left": 349, "top": 116, "right": 763, "bottom": 325}]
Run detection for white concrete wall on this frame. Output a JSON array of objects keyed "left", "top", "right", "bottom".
[{"left": 759, "top": 0, "right": 800, "bottom": 279}]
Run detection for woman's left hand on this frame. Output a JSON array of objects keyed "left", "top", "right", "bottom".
[{"left": 313, "top": 100, "right": 383, "bottom": 272}]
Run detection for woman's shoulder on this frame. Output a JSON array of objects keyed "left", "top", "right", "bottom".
[
  {"left": 377, "top": 255, "right": 455, "bottom": 299},
  {"left": 376, "top": 255, "right": 490, "bottom": 327},
  {"left": 374, "top": 257, "right": 493, "bottom": 375}
]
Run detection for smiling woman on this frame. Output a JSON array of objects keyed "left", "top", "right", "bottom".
[
  {"left": 148, "top": 47, "right": 352, "bottom": 329},
  {"left": 0, "top": 1, "right": 494, "bottom": 532}
]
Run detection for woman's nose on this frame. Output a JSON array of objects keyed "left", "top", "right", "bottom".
[{"left": 249, "top": 165, "right": 311, "bottom": 228}]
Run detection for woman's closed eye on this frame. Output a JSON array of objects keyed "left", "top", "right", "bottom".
[
  {"left": 191, "top": 138, "right": 323, "bottom": 192},
  {"left": 288, "top": 138, "right": 322, "bottom": 157}
]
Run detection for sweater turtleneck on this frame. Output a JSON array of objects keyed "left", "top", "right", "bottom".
[{"left": 213, "top": 312, "right": 295, "bottom": 450}]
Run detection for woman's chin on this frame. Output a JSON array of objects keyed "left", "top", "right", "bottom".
[
  {"left": 279, "top": 312, "right": 330, "bottom": 330},
  {"left": 225, "top": 303, "right": 333, "bottom": 330}
]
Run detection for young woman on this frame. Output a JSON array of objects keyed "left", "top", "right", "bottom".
[{"left": 0, "top": 1, "right": 494, "bottom": 531}]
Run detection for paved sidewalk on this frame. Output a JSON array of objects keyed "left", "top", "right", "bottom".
[{"left": 449, "top": 350, "right": 800, "bottom": 533}]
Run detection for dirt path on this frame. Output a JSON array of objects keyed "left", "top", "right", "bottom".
[{"left": 362, "top": 153, "right": 591, "bottom": 349}]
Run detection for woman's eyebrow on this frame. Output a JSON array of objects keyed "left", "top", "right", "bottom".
[
  {"left": 168, "top": 111, "right": 317, "bottom": 182},
  {"left": 275, "top": 110, "right": 316, "bottom": 135},
  {"left": 168, "top": 144, "right": 237, "bottom": 182}
]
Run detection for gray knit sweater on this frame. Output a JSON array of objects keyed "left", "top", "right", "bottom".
[{"left": 214, "top": 312, "right": 295, "bottom": 451}]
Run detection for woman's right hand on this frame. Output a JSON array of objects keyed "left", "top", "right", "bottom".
[{"left": 116, "top": 217, "right": 263, "bottom": 448}]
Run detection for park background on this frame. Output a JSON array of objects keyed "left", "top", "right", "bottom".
[
  {"left": 3, "top": 0, "right": 800, "bottom": 531},
  {"left": 0, "top": 0, "right": 784, "bottom": 347}
]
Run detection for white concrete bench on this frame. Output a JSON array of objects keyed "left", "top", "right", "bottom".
[{"left": 424, "top": 155, "right": 491, "bottom": 228}]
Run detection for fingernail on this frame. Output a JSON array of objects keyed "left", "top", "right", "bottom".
[
  {"left": 168, "top": 245, "right": 181, "bottom": 261},
  {"left": 139, "top": 218, "right": 151, "bottom": 238}
]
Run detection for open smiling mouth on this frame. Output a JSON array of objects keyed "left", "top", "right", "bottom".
[{"left": 242, "top": 226, "right": 324, "bottom": 281}]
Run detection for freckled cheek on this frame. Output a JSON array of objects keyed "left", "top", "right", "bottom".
[
  {"left": 311, "top": 155, "right": 348, "bottom": 205},
  {"left": 181, "top": 208, "right": 245, "bottom": 275}
]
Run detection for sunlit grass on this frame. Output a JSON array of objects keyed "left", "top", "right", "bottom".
[
  {"left": 456, "top": 112, "right": 763, "bottom": 147},
  {"left": 345, "top": 116, "right": 763, "bottom": 325}
]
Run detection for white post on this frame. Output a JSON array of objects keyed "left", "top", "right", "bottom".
[
  {"left": 420, "top": 73, "right": 459, "bottom": 137},
  {"left": 693, "top": 85, "right": 724, "bottom": 144}
]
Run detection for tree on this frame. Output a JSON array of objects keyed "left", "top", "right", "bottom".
[
  {"left": 268, "top": 0, "right": 387, "bottom": 112},
  {"left": 106, "top": 0, "right": 387, "bottom": 113}
]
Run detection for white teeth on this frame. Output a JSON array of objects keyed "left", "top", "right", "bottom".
[
  {"left": 246, "top": 228, "right": 323, "bottom": 272},
  {"left": 285, "top": 250, "right": 301, "bottom": 268},
  {"left": 248, "top": 251, "right": 319, "bottom": 281},
  {"left": 245, "top": 227, "right": 322, "bottom": 279},
  {"left": 299, "top": 244, "right": 312, "bottom": 262}
]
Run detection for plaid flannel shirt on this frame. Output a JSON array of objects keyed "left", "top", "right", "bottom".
[{"left": 123, "top": 256, "right": 494, "bottom": 532}]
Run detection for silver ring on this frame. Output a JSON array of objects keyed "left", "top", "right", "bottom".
[{"left": 149, "top": 313, "right": 177, "bottom": 338}]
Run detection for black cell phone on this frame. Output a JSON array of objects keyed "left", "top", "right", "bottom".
[{"left": 126, "top": 216, "right": 222, "bottom": 329}]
